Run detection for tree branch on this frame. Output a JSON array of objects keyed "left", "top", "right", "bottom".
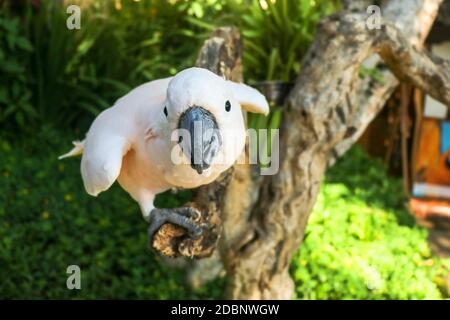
[
  {"left": 333, "top": 0, "right": 442, "bottom": 159},
  {"left": 151, "top": 27, "right": 243, "bottom": 258},
  {"left": 374, "top": 22, "right": 450, "bottom": 106},
  {"left": 341, "top": 0, "right": 373, "bottom": 12}
]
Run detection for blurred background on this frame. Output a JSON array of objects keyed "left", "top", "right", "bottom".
[{"left": 0, "top": 0, "right": 449, "bottom": 299}]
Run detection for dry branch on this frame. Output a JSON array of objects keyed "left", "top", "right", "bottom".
[
  {"left": 374, "top": 22, "right": 450, "bottom": 106},
  {"left": 151, "top": 27, "right": 244, "bottom": 258}
]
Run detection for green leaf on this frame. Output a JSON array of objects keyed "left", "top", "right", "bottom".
[{"left": 15, "top": 37, "right": 33, "bottom": 52}]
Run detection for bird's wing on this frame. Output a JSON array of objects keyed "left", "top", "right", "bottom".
[
  {"left": 61, "top": 76, "right": 173, "bottom": 197},
  {"left": 81, "top": 107, "right": 132, "bottom": 197},
  {"left": 226, "top": 81, "right": 269, "bottom": 115}
]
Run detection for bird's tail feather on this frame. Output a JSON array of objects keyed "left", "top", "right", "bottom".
[{"left": 58, "top": 140, "right": 85, "bottom": 160}]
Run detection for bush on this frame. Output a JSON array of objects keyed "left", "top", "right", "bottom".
[
  {"left": 1, "top": 0, "right": 340, "bottom": 132},
  {"left": 1, "top": 128, "right": 447, "bottom": 299},
  {"left": 220, "top": 0, "right": 340, "bottom": 82},
  {"left": 292, "top": 147, "right": 449, "bottom": 299},
  {"left": 2, "top": 0, "right": 211, "bottom": 130},
  {"left": 0, "top": 12, "right": 35, "bottom": 129},
  {"left": 0, "top": 126, "right": 223, "bottom": 299}
]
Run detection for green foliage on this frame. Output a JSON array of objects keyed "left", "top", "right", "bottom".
[
  {"left": 0, "top": 13, "right": 35, "bottom": 129},
  {"left": 0, "top": 127, "right": 224, "bottom": 299},
  {"left": 292, "top": 147, "right": 449, "bottom": 299},
  {"left": 1, "top": 129, "right": 447, "bottom": 299},
  {"left": 359, "top": 66, "right": 385, "bottom": 85},
  {"left": 6, "top": 0, "right": 210, "bottom": 129},
  {"left": 222, "top": 0, "right": 340, "bottom": 82},
  {"left": 1, "top": 0, "right": 339, "bottom": 131}
]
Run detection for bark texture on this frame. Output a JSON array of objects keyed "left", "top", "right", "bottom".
[{"left": 222, "top": 0, "right": 444, "bottom": 299}]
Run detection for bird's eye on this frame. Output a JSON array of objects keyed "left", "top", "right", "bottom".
[
  {"left": 225, "top": 100, "right": 231, "bottom": 112},
  {"left": 163, "top": 106, "right": 168, "bottom": 117}
]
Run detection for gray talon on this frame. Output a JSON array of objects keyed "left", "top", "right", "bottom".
[
  {"left": 176, "top": 207, "right": 200, "bottom": 221},
  {"left": 148, "top": 208, "right": 203, "bottom": 241}
]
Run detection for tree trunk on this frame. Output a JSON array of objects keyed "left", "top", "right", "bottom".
[{"left": 222, "top": 0, "right": 444, "bottom": 299}]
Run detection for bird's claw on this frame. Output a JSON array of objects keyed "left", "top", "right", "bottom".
[{"left": 147, "top": 207, "right": 203, "bottom": 241}]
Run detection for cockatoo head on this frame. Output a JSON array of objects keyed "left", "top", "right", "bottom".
[{"left": 162, "top": 67, "right": 269, "bottom": 178}]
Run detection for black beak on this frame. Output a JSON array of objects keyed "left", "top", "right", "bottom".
[{"left": 177, "top": 106, "right": 222, "bottom": 174}]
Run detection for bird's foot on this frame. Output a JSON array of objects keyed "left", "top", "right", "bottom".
[{"left": 147, "top": 207, "right": 202, "bottom": 241}]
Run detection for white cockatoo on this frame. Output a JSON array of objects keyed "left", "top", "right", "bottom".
[{"left": 60, "top": 67, "right": 269, "bottom": 239}]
